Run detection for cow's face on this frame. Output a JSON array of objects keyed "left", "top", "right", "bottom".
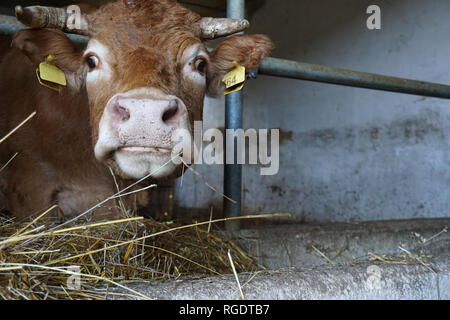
[
  {"left": 13, "top": 0, "right": 272, "bottom": 180},
  {"left": 85, "top": 3, "right": 211, "bottom": 179}
]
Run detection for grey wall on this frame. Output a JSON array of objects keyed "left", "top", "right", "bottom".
[{"left": 175, "top": 0, "right": 450, "bottom": 222}]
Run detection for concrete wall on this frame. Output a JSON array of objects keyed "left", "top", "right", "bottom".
[{"left": 175, "top": 0, "right": 450, "bottom": 222}]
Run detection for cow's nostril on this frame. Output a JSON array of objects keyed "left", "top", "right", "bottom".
[
  {"left": 115, "top": 105, "right": 130, "bottom": 121},
  {"left": 162, "top": 101, "right": 180, "bottom": 124}
]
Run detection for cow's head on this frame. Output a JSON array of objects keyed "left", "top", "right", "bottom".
[{"left": 12, "top": 0, "right": 273, "bottom": 180}]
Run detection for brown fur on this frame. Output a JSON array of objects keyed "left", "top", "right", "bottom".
[{"left": 0, "top": 0, "right": 272, "bottom": 221}]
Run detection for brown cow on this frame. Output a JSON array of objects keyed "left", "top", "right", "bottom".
[{"left": 0, "top": 0, "right": 272, "bottom": 221}]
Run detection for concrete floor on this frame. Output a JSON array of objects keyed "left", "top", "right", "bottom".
[
  {"left": 110, "top": 257, "right": 449, "bottom": 300},
  {"left": 110, "top": 219, "right": 449, "bottom": 300},
  {"left": 237, "top": 218, "right": 450, "bottom": 269}
]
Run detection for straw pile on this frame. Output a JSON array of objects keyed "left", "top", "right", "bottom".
[{"left": 0, "top": 211, "right": 270, "bottom": 300}]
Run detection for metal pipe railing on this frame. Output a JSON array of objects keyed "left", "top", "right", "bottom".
[
  {"left": 224, "top": 0, "right": 245, "bottom": 233},
  {"left": 0, "top": 14, "right": 86, "bottom": 45},
  {"left": 259, "top": 57, "right": 450, "bottom": 99},
  {"left": 0, "top": 14, "right": 22, "bottom": 37}
]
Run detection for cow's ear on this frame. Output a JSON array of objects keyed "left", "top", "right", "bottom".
[
  {"left": 12, "top": 28, "right": 83, "bottom": 73},
  {"left": 206, "top": 34, "right": 273, "bottom": 97}
]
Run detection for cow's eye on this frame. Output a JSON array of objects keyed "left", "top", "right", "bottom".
[
  {"left": 194, "top": 57, "right": 207, "bottom": 75},
  {"left": 86, "top": 55, "right": 99, "bottom": 70}
]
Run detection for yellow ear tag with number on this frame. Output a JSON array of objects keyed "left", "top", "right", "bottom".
[
  {"left": 222, "top": 61, "right": 246, "bottom": 95},
  {"left": 36, "top": 55, "right": 67, "bottom": 92}
]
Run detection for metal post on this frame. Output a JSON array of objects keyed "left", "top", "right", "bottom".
[{"left": 224, "top": 0, "right": 245, "bottom": 233}]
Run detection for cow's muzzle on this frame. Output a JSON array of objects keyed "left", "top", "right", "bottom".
[{"left": 94, "top": 88, "right": 191, "bottom": 179}]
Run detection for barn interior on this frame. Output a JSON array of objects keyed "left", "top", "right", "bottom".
[{"left": 0, "top": 0, "right": 449, "bottom": 300}]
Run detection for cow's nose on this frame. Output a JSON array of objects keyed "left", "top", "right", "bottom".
[{"left": 110, "top": 98, "right": 185, "bottom": 128}]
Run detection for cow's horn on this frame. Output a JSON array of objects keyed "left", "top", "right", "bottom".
[
  {"left": 199, "top": 18, "right": 250, "bottom": 39},
  {"left": 15, "top": 5, "right": 89, "bottom": 35}
]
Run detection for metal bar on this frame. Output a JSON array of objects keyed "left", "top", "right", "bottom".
[
  {"left": 224, "top": 0, "right": 245, "bottom": 233},
  {"left": 259, "top": 57, "right": 450, "bottom": 99},
  {"left": 0, "top": 14, "right": 87, "bottom": 46},
  {"left": 0, "top": 15, "right": 22, "bottom": 37}
]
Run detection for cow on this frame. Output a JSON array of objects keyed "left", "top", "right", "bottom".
[{"left": 0, "top": 0, "right": 272, "bottom": 221}]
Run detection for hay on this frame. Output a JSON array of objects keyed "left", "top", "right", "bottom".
[{"left": 0, "top": 211, "right": 289, "bottom": 300}]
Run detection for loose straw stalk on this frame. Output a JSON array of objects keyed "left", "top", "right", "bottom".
[
  {"left": 228, "top": 249, "right": 245, "bottom": 300},
  {"left": 0, "top": 111, "right": 36, "bottom": 145}
]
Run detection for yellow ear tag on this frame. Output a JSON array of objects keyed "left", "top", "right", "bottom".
[
  {"left": 36, "top": 55, "right": 67, "bottom": 92},
  {"left": 222, "top": 61, "right": 246, "bottom": 95}
]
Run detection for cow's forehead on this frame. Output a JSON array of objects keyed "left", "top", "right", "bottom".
[
  {"left": 86, "top": 0, "right": 203, "bottom": 63},
  {"left": 88, "top": 0, "right": 202, "bottom": 43}
]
